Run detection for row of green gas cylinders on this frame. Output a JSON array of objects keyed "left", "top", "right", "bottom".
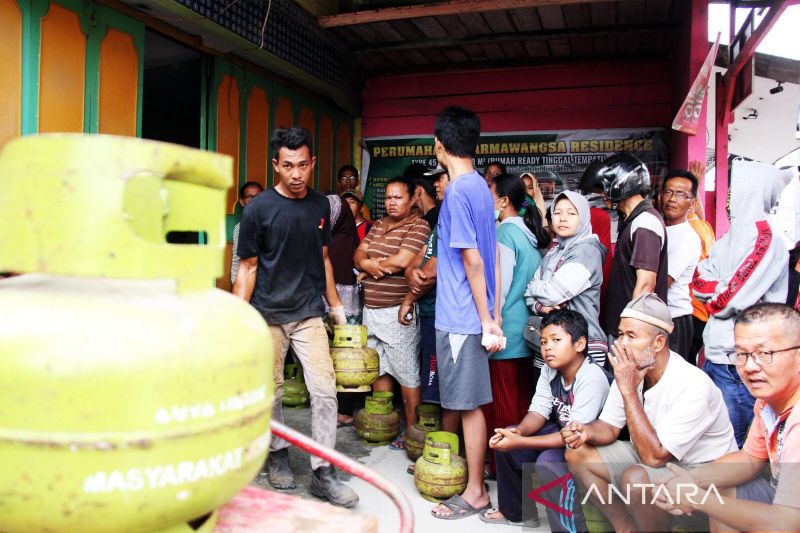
[{"left": 354, "top": 393, "right": 467, "bottom": 502}]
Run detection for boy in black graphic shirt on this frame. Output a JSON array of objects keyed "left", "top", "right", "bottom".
[{"left": 482, "top": 310, "right": 610, "bottom": 531}]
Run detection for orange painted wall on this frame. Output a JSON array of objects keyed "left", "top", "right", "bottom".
[
  {"left": 39, "top": 4, "right": 85, "bottom": 133},
  {"left": 0, "top": 0, "right": 21, "bottom": 149},
  {"left": 336, "top": 122, "right": 352, "bottom": 175},
  {"left": 246, "top": 86, "right": 269, "bottom": 189},
  {"left": 298, "top": 107, "right": 315, "bottom": 138},
  {"left": 98, "top": 28, "right": 138, "bottom": 136},
  {"left": 271, "top": 97, "right": 293, "bottom": 186},
  {"left": 274, "top": 97, "right": 293, "bottom": 129},
  {"left": 217, "top": 75, "right": 241, "bottom": 214},
  {"left": 318, "top": 116, "right": 333, "bottom": 193},
  {"left": 298, "top": 107, "right": 316, "bottom": 188}
]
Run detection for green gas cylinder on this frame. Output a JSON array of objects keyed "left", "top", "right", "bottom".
[
  {"left": 330, "top": 325, "right": 379, "bottom": 392},
  {"left": 354, "top": 391, "right": 399, "bottom": 445},
  {"left": 414, "top": 431, "right": 467, "bottom": 502},
  {"left": 406, "top": 404, "right": 441, "bottom": 461},
  {"left": 0, "top": 135, "right": 273, "bottom": 533},
  {"left": 282, "top": 363, "right": 310, "bottom": 408}
]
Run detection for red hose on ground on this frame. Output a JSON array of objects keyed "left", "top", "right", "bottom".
[{"left": 270, "top": 420, "right": 414, "bottom": 533}]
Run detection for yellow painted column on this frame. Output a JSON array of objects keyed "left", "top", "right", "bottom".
[
  {"left": 0, "top": 0, "right": 22, "bottom": 150},
  {"left": 245, "top": 86, "right": 269, "bottom": 190},
  {"left": 39, "top": 4, "right": 86, "bottom": 133},
  {"left": 98, "top": 28, "right": 138, "bottom": 136}
]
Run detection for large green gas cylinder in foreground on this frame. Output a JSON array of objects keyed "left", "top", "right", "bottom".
[{"left": 0, "top": 135, "right": 273, "bottom": 533}]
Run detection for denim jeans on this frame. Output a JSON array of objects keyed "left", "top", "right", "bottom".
[{"left": 702, "top": 360, "right": 755, "bottom": 447}]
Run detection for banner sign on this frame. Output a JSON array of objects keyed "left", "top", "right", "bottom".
[
  {"left": 364, "top": 128, "right": 669, "bottom": 219},
  {"left": 672, "top": 33, "right": 721, "bottom": 135}
]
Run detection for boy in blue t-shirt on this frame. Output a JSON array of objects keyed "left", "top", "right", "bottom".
[
  {"left": 430, "top": 106, "right": 502, "bottom": 520},
  {"left": 483, "top": 309, "right": 611, "bottom": 532}
]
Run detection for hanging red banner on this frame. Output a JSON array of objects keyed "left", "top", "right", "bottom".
[{"left": 672, "top": 33, "right": 721, "bottom": 135}]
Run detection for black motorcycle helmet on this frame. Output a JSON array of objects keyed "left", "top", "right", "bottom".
[
  {"left": 579, "top": 153, "right": 651, "bottom": 203},
  {"left": 579, "top": 159, "right": 607, "bottom": 194}
]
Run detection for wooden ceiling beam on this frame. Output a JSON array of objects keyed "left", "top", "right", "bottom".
[
  {"left": 351, "top": 22, "right": 681, "bottom": 54},
  {"left": 318, "top": 0, "right": 595, "bottom": 28}
]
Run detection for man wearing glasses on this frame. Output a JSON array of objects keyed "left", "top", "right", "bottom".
[
  {"left": 230, "top": 181, "right": 263, "bottom": 285},
  {"left": 655, "top": 303, "right": 800, "bottom": 531},
  {"left": 337, "top": 165, "right": 371, "bottom": 222},
  {"left": 659, "top": 171, "right": 701, "bottom": 362}
]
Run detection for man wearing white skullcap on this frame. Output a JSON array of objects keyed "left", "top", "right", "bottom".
[{"left": 561, "top": 294, "right": 737, "bottom": 532}]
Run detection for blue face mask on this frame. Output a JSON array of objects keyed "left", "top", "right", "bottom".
[{"left": 494, "top": 209, "right": 501, "bottom": 221}]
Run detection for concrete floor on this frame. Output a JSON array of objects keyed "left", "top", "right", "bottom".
[{"left": 252, "top": 405, "right": 550, "bottom": 533}]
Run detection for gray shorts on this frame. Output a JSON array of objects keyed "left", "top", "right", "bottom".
[
  {"left": 596, "top": 440, "right": 702, "bottom": 486},
  {"left": 435, "top": 329, "right": 492, "bottom": 410}
]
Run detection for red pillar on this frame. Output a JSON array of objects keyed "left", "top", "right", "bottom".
[
  {"left": 669, "top": 0, "right": 709, "bottom": 207},
  {"left": 713, "top": 73, "right": 731, "bottom": 235}
]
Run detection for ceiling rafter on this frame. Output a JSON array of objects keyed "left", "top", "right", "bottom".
[
  {"left": 318, "top": 0, "right": 601, "bottom": 28},
  {"left": 351, "top": 22, "right": 681, "bottom": 55}
]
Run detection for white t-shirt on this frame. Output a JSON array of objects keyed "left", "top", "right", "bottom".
[
  {"left": 665, "top": 221, "right": 701, "bottom": 318},
  {"left": 600, "top": 352, "right": 737, "bottom": 464}
]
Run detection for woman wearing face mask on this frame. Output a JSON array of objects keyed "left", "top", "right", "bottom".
[
  {"left": 484, "top": 173, "right": 551, "bottom": 474},
  {"left": 525, "top": 191, "right": 608, "bottom": 368}
]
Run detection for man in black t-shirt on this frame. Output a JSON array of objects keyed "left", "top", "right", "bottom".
[
  {"left": 582, "top": 153, "right": 669, "bottom": 339},
  {"left": 234, "top": 127, "right": 357, "bottom": 508}
]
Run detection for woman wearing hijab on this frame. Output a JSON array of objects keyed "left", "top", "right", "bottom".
[{"left": 525, "top": 191, "right": 608, "bottom": 368}]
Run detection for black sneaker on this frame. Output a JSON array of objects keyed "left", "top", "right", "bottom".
[
  {"left": 309, "top": 466, "right": 359, "bottom": 508},
  {"left": 266, "top": 449, "right": 296, "bottom": 490}
]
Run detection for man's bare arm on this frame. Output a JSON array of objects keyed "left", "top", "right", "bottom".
[
  {"left": 632, "top": 269, "right": 657, "bottom": 298},
  {"left": 232, "top": 256, "right": 258, "bottom": 301}
]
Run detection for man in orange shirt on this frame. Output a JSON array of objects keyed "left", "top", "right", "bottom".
[
  {"left": 687, "top": 206, "right": 715, "bottom": 361},
  {"left": 656, "top": 303, "right": 800, "bottom": 531}
]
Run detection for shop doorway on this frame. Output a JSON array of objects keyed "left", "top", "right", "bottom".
[
  {"left": 141, "top": 30, "right": 209, "bottom": 245},
  {"left": 141, "top": 30, "right": 204, "bottom": 148}
]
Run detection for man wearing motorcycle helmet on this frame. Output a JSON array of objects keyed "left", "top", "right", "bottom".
[{"left": 580, "top": 153, "right": 669, "bottom": 343}]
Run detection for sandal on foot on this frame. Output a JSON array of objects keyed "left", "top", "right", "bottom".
[
  {"left": 478, "top": 508, "right": 520, "bottom": 526},
  {"left": 336, "top": 417, "right": 354, "bottom": 428},
  {"left": 431, "top": 494, "right": 491, "bottom": 520},
  {"left": 406, "top": 464, "right": 415, "bottom": 475},
  {"left": 388, "top": 435, "right": 405, "bottom": 450}
]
